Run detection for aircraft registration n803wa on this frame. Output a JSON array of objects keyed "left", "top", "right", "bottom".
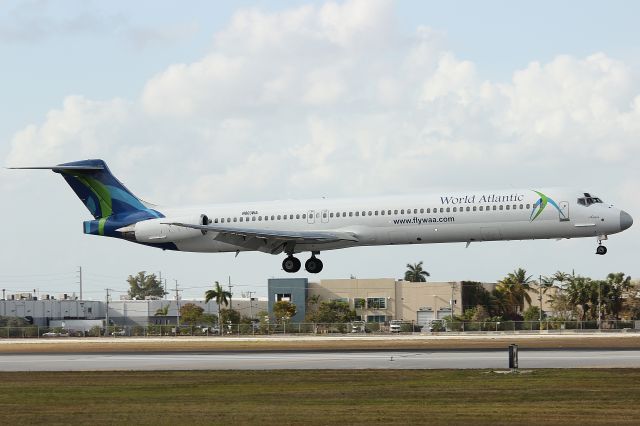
[{"left": 11, "top": 159, "right": 633, "bottom": 273}]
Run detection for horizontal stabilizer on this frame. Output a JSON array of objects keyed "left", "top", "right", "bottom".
[{"left": 8, "top": 165, "right": 104, "bottom": 171}]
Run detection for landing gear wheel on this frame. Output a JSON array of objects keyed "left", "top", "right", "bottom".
[
  {"left": 282, "top": 256, "right": 301, "bottom": 273},
  {"left": 596, "top": 245, "right": 607, "bottom": 255},
  {"left": 305, "top": 256, "right": 323, "bottom": 274}
]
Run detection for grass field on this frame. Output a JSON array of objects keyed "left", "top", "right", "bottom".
[{"left": 0, "top": 369, "right": 638, "bottom": 425}]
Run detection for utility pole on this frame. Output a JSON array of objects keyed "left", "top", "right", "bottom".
[
  {"left": 598, "top": 282, "right": 602, "bottom": 330},
  {"left": 247, "top": 291, "right": 256, "bottom": 319},
  {"left": 104, "top": 288, "right": 113, "bottom": 337},
  {"left": 78, "top": 266, "right": 83, "bottom": 300},
  {"left": 449, "top": 282, "right": 456, "bottom": 332},
  {"left": 539, "top": 275, "right": 543, "bottom": 326},
  {"left": 171, "top": 280, "right": 182, "bottom": 328},
  {"left": 228, "top": 276, "right": 233, "bottom": 310}
]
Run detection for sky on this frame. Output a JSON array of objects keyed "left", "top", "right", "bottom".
[{"left": 1, "top": 0, "right": 639, "bottom": 300}]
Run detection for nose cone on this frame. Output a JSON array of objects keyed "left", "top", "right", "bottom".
[{"left": 620, "top": 210, "right": 633, "bottom": 231}]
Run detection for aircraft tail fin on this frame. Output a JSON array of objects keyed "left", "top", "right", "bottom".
[{"left": 11, "top": 159, "right": 152, "bottom": 219}]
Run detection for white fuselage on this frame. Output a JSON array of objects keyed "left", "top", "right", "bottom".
[{"left": 147, "top": 188, "right": 627, "bottom": 254}]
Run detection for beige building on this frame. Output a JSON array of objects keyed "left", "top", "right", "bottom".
[{"left": 308, "top": 279, "right": 462, "bottom": 327}]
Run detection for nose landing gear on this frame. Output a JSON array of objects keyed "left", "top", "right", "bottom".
[{"left": 596, "top": 235, "right": 608, "bottom": 255}]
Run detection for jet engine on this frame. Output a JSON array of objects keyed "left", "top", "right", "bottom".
[{"left": 122, "top": 214, "right": 210, "bottom": 243}]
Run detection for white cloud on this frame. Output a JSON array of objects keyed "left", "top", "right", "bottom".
[{"left": 5, "top": 0, "right": 640, "bottom": 212}]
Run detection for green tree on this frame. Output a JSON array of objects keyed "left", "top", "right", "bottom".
[
  {"left": 273, "top": 301, "right": 297, "bottom": 322},
  {"left": 605, "top": 272, "right": 632, "bottom": 320},
  {"left": 127, "top": 271, "right": 166, "bottom": 300},
  {"left": 404, "top": 261, "right": 430, "bottom": 282},
  {"left": 180, "top": 303, "right": 204, "bottom": 326},
  {"left": 154, "top": 304, "right": 169, "bottom": 316},
  {"left": 523, "top": 306, "right": 544, "bottom": 321},
  {"left": 495, "top": 268, "right": 534, "bottom": 319},
  {"left": 549, "top": 290, "right": 573, "bottom": 320},
  {"left": 205, "top": 281, "right": 232, "bottom": 329},
  {"left": 309, "top": 300, "right": 357, "bottom": 323},
  {"left": 219, "top": 308, "right": 241, "bottom": 326},
  {"left": 565, "top": 276, "right": 596, "bottom": 321}
]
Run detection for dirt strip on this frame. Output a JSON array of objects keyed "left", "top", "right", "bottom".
[{"left": 0, "top": 334, "right": 638, "bottom": 353}]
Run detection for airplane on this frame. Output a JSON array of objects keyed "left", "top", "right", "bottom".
[{"left": 11, "top": 159, "right": 633, "bottom": 273}]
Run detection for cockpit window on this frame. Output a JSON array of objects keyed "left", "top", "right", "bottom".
[{"left": 577, "top": 192, "right": 603, "bottom": 206}]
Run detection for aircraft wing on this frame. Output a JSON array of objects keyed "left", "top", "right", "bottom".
[{"left": 163, "top": 222, "right": 359, "bottom": 254}]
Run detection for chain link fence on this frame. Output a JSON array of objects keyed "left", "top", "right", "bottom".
[{"left": 0, "top": 320, "right": 637, "bottom": 338}]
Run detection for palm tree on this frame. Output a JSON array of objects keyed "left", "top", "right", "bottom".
[
  {"left": 606, "top": 272, "right": 632, "bottom": 320},
  {"left": 495, "top": 268, "right": 534, "bottom": 318},
  {"left": 404, "top": 262, "right": 430, "bottom": 282},
  {"left": 154, "top": 304, "right": 169, "bottom": 316},
  {"left": 564, "top": 276, "right": 595, "bottom": 321},
  {"left": 205, "top": 281, "right": 232, "bottom": 330}
]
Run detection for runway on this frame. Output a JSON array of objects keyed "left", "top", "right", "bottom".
[{"left": 1, "top": 349, "right": 639, "bottom": 371}]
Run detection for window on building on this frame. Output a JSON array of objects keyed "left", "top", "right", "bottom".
[
  {"left": 276, "top": 293, "right": 292, "bottom": 302},
  {"left": 367, "top": 315, "right": 387, "bottom": 323},
  {"left": 354, "top": 298, "right": 365, "bottom": 309},
  {"left": 367, "top": 297, "right": 387, "bottom": 309}
]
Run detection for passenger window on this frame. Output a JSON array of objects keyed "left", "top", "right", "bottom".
[
  {"left": 258, "top": 216, "right": 262, "bottom": 221},
  {"left": 388, "top": 210, "right": 392, "bottom": 215},
  {"left": 323, "top": 213, "right": 327, "bottom": 218},
  {"left": 349, "top": 212, "right": 353, "bottom": 217},
  {"left": 362, "top": 211, "right": 366, "bottom": 216},
  {"left": 414, "top": 209, "right": 418, "bottom": 214},
  {"left": 499, "top": 206, "right": 503, "bottom": 211},
  {"left": 519, "top": 204, "right": 523, "bottom": 209},
  {"left": 233, "top": 217, "right": 237, "bottom": 222},
  {"left": 374, "top": 211, "right": 378, "bottom": 216},
  {"left": 440, "top": 208, "right": 444, "bottom": 213},
  {"left": 296, "top": 214, "right": 300, "bottom": 219},
  {"left": 466, "top": 206, "right": 471, "bottom": 212},
  {"left": 506, "top": 205, "right": 510, "bottom": 210},
  {"left": 479, "top": 206, "right": 483, "bottom": 211},
  {"left": 277, "top": 215, "right": 281, "bottom": 220},
  {"left": 420, "top": 208, "right": 424, "bottom": 214},
  {"left": 271, "top": 215, "right": 275, "bottom": 220},
  {"left": 368, "top": 211, "right": 372, "bottom": 216},
  {"left": 453, "top": 207, "right": 457, "bottom": 212},
  {"left": 446, "top": 207, "right": 450, "bottom": 212},
  {"left": 330, "top": 213, "right": 334, "bottom": 218},
  {"left": 394, "top": 210, "right": 398, "bottom": 214},
  {"left": 492, "top": 206, "right": 497, "bottom": 211},
  {"left": 473, "top": 206, "right": 477, "bottom": 211},
  {"left": 526, "top": 204, "right": 530, "bottom": 209},
  {"left": 214, "top": 218, "right": 218, "bottom": 223},
  {"left": 401, "top": 209, "right": 404, "bottom": 214},
  {"left": 221, "top": 218, "right": 225, "bottom": 223},
  {"left": 426, "top": 208, "right": 430, "bottom": 213},
  {"left": 227, "top": 217, "right": 231, "bottom": 222},
  {"left": 355, "top": 212, "right": 360, "bottom": 216},
  {"left": 380, "top": 210, "right": 385, "bottom": 215}
]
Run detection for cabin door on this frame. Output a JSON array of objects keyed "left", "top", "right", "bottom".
[{"left": 558, "top": 201, "right": 570, "bottom": 221}]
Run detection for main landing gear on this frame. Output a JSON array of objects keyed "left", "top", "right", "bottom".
[
  {"left": 282, "top": 253, "right": 323, "bottom": 273},
  {"left": 596, "top": 235, "right": 608, "bottom": 255}
]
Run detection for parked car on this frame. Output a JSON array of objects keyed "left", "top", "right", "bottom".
[{"left": 389, "top": 320, "right": 403, "bottom": 333}]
